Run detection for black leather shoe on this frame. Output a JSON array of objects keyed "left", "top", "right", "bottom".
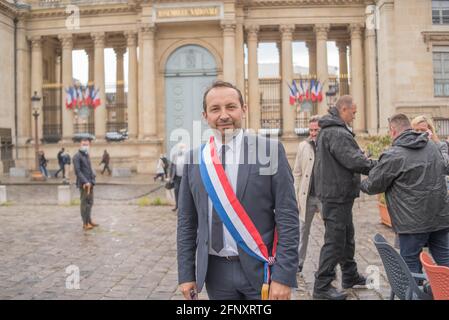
[
  {"left": 313, "top": 286, "right": 348, "bottom": 300},
  {"left": 342, "top": 274, "right": 367, "bottom": 289}
]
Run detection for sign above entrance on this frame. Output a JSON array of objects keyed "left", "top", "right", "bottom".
[{"left": 153, "top": 2, "right": 223, "bottom": 23}]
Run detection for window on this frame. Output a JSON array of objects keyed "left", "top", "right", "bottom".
[
  {"left": 433, "top": 49, "right": 449, "bottom": 97},
  {"left": 433, "top": 0, "right": 449, "bottom": 24}
]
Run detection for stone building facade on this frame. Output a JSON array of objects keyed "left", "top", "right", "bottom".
[{"left": 0, "top": 0, "right": 448, "bottom": 173}]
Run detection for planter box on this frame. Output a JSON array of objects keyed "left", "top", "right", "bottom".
[{"left": 378, "top": 202, "right": 392, "bottom": 227}]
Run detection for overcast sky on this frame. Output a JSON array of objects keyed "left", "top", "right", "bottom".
[{"left": 72, "top": 42, "right": 340, "bottom": 91}]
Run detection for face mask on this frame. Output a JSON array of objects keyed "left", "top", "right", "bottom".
[{"left": 80, "top": 146, "right": 89, "bottom": 153}]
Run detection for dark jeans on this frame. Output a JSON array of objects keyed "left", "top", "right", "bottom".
[
  {"left": 55, "top": 163, "right": 65, "bottom": 178},
  {"left": 173, "top": 175, "right": 182, "bottom": 209},
  {"left": 80, "top": 187, "right": 94, "bottom": 225},
  {"left": 314, "top": 200, "right": 359, "bottom": 291},
  {"left": 398, "top": 228, "right": 449, "bottom": 273},
  {"left": 101, "top": 163, "right": 111, "bottom": 175}
]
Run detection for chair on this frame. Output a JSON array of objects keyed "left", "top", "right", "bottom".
[
  {"left": 420, "top": 251, "right": 449, "bottom": 300},
  {"left": 373, "top": 233, "right": 432, "bottom": 300}
]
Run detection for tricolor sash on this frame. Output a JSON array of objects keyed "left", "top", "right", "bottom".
[{"left": 199, "top": 135, "right": 278, "bottom": 299}]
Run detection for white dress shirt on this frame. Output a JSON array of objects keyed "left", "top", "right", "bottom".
[{"left": 208, "top": 129, "right": 243, "bottom": 257}]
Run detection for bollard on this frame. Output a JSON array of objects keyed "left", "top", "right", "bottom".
[
  {"left": 0, "top": 186, "right": 6, "bottom": 205},
  {"left": 58, "top": 185, "right": 71, "bottom": 206}
]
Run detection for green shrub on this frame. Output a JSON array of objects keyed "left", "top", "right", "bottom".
[{"left": 366, "top": 135, "right": 392, "bottom": 159}]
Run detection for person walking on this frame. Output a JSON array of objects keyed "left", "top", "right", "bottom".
[
  {"left": 38, "top": 151, "right": 49, "bottom": 178},
  {"left": 54, "top": 148, "right": 66, "bottom": 179},
  {"left": 170, "top": 143, "right": 186, "bottom": 212},
  {"left": 99, "top": 150, "right": 111, "bottom": 175}
]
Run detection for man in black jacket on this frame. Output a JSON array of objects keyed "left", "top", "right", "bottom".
[
  {"left": 361, "top": 113, "right": 449, "bottom": 273},
  {"left": 313, "top": 95, "right": 376, "bottom": 300},
  {"left": 73, "top": 137, "right": 98, "bottom": 231}
]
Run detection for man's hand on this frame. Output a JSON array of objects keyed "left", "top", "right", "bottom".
[
  {"left": 268, "top": 281, "right": 292, "bottom": 300},
  {"left": 179, "top": 282, "right": 198, "bottom": 300},
  {"left": 83, "top": 183, "right": 92, "bottom": 195}
]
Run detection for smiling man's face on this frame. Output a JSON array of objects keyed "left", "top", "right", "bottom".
[{"left": 202, "top": 86, "right": 247, "bottom": 140}]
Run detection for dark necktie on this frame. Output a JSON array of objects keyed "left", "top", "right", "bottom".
[{"left": 211, "top": 144, "right": 227, "bottom": 253}]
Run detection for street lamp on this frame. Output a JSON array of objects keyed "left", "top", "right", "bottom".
[{"left": 31, "top": 91, "right": 45, "bottom": 181}]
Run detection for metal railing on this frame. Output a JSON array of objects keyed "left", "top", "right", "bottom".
[
  {"left": 106, "top": 122, "right": 128, "bottom": 133},
  {"left": 43, "top": 124, "right": 62, "bottom": 143},
  {"left": 259, "top": 78, "right": 282, "bottom": 131},
  {"left": 74, "top": 123, "right": 95, "bottom": 135},
  {"left": 42, "top": 86, "right": 62, "bottom": 143}
]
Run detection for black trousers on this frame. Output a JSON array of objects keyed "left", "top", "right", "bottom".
[
  {"left": 314, "top": 200, "right": 359, "bottom": 291},
  {"left": 173, "top": 175, "right": 182, "bottom": 209},
  {"left": 101, "top": 163, "right": 111, "bottom": 175},
  {"left": 55, "top": 163, "right": 65, "bottom": 178}
]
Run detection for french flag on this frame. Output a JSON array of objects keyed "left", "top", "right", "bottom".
[
  {"left": 92, "top": 88, "right": 101, "bottom": 108},
  {"left": 84, "top": 86, "right": 91, "bottom": 106},
  {"left": 288, "top": 81, "right": 298, "bottom": 105},
  {"left": 311, "top": 79, "right": 317, "bottom": 102},
  {"left": 316, "top": 81, "right": 323, "bottom": 102},
  {"left": 65, "top": 88, "right": 74, "bottom": 109}
]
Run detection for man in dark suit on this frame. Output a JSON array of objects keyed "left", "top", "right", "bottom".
[{"left": 177, "top": 81, "right": 299, "bottom": 300}]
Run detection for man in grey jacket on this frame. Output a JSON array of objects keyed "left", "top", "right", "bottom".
[
  {"left": 361, "top": 113, "right": 449, "bottom": 273},
  {"left": 313, "top": 95, "right": 376, "bottom": 300},
  {"left": 177, "top": 81, "right": 299, "bottom": 300}
]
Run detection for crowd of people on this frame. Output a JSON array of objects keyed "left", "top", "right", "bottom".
[
  {"left": 175, "top": 80, "right": 449, "bottom": 301},
  {"left": 30, "top": 79, "right": 449, "bottom": 300}
]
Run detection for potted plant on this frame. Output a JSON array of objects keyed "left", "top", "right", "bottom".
[{"left": 365, "top": 135, "right": 393, "bottom": 227}]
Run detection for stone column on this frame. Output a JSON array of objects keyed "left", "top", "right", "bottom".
[
  {"left": 91, "top": 32, "right": 106, "bottom": 139},
  {"left": 336, "top": 41, "right": 349, "bottom": 95},
  {"left": 377, "top": 0, "right": 395, "bottom": 133},
  {"left": 125, "top": 31, "right": 138, "bottom": 139},
  {"left": 140, "top": 24, "right": 157, "bottom": 138},
  {"left": 235, "top": 20, "right": 245, "bottom": 101},
  {"left": 138, "top": 31, "right": 143, "bottom": 139},
  {"left": 349, "top": 23, "right": 366, "bottom": 132},
  {"left": 365, "top": 24, "right": 378, "bottom": 135},
  {"left": 59, "top": 34, "right": 74, "bottom": 141},
  {"left": 315, "top": 24, "right": 330, "bottom": 115},
  {"left": 245, "top": 24, "right": 260, "bottom": 132},
  {"left": 280, "top": 24, "right": 296, "bottom": 137},
  {"left": 85, "top": 48, "right": 94, "bottom": 83},
  {"left": 17, "top": 19, "right": 31, "bottom": 145},
  {"left": 114, "top": 46, "right": 127, "bottom": 124},
  {"left": 30, "top": 36, "right": 43, "bottom": 143},
  {"left": 306, "top": 40, "right": 316, "bottom": 77},
  {"left": 222, "top": 21, "right": 236, "bottom": 84},
  {"left": 275, "top": 41, "right": 282, "bottom": 77},
  {"left": 55, "top": 53, "right": 61, "bottom": 128},
  {"left": 85, "top": 48, "right": 95, "bottom": 131}
]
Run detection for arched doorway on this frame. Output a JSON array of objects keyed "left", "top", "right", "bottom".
[{"left": 165, "top": 45, "right": 217, "bottom": 154}]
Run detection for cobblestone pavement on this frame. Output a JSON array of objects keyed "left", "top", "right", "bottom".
[{"left": 0, "top": 185, "right": 395, "bottom": 300}]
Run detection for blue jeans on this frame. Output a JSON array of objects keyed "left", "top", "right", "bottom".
[
  {"left": 398, "top": 228, "right": 449, "bottom": 273},
  {"left": 39, "top": 165, "right": 49, "bottom": 177}
]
